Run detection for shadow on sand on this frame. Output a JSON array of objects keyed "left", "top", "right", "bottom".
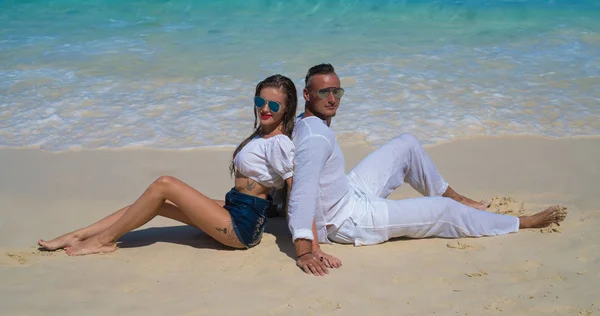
[
  {"left": 116, "top": 225, "right": 232, "bottom": 251},
  {"left": 263, "top": 217, "right": 296, "bottom": 260},
  {"left": 96, "top": 217, "right": 297, "bottom": 257}
]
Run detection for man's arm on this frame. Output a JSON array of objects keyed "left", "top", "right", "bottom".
[
  {"left": 311, "top": 218, "right": 343, "bottom": 269},
  {"left": 287, "top": 136, "right": 331, "bottom": 275},
  {"left": 311, "top": 219, "right": 320, "bottom": 251},
  {"left": 285, "top": 176, "right": 341, "bottom": 275}
]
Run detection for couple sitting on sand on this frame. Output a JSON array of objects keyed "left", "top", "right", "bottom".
[{"left": 39, "top": 64, "right": 567, "bottom": 276}]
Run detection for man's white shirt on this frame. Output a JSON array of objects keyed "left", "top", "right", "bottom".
[{"left": 288, "top": 116, "right": 355, "bottom": 242}]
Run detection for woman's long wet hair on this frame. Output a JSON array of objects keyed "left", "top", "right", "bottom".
[{"left": 229, "top": 74, "right": 298, "bottom": 177}]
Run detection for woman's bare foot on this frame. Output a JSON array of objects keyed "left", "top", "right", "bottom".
[
  {"left": 38, "top": 234, "right": 82, "bottom": 251},
  {"left": 443, "top": 186, "right": 489, "bottom": 210},
  {"left": 519, "top": 205, "right": 568, "bottom": 229},
  {"left": 65, "top": 236, "right": 117, "bottom": 256}
]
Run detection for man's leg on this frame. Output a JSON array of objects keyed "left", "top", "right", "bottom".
[
  {"left": 385, "top": 197, "right": 567, "bottom": 238},
  {"left": 343, "top": 196, "right": 566, "bottom": 246},
  {"left": 348, "top": 133, "right": 448, "bottom": 198},
  {"left": 348, "top": 133, "right": 486, "bottom": 209},
  {"left": 331, "top": 196, "right": 566, "bottom": 246},
  {"left": 382, "top": 197, "right": 519, "bottom": 240},
  {"left": 330, "top": 196, "right": 517, "bottom": 246}
]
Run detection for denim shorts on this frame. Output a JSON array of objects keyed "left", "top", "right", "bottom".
[{"left": 224, "top": 188, "right": 271, "bottom": 248}]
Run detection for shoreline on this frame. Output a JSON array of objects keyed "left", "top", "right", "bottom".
[{"left": 2, "top": 134, "right": 600, "bottom": 154}]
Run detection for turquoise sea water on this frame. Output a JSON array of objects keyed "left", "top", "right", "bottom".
[{"left": 1, "top": 0, "right": 599, "bottom": 150}]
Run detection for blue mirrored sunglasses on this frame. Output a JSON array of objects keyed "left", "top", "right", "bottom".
[{"left": 254, "top": 96, "right": 280, "bottom": 113}]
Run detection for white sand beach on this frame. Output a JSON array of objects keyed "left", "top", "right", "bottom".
[{"left": 1, "top": 136, "right": 599, "bottom": 315}]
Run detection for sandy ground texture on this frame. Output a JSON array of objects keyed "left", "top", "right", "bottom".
[{"left": 1, "top": 136, "right": 599, "bottom": 316}]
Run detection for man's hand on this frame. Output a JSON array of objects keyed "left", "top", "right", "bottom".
[
  {"left": 312, "top": 248, "right": 342, "bottom": 269},
  {"left": 295, "top": 238, "right": 328, "bottom": 276},
  {"left": 296, "top": 252, "right": 329, "bottom": 276}
]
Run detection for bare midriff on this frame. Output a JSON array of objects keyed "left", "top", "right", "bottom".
[{"left": 234, "top": 172, "right": 270, "bottom": 200}]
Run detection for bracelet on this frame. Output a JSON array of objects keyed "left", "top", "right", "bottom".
[{"left": 296, "top": 252, "right": 313, "bottom": 259}]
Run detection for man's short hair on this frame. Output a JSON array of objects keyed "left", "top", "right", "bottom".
[{"left": 304, "top": 63, "right": 336, "bottom": 88}]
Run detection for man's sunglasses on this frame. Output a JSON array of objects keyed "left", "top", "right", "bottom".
[
  {"left": 254, "top": 96, "right": 280, "bottom": 113},
  {"left": 316, "top": 87, "right": 345, "bottom": 100}
]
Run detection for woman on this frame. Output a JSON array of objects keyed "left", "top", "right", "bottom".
[{"left": 38, "top": 74, "right": 341, "bottom": 268}]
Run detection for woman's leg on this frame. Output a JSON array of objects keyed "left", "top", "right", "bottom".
[
  {"left": 64, "top": 176, "right": 244, "bottom": 256},
  {"left": 39, "top": 198, "right": 226, "bottom": 251},
  {"left": 39, "top": 205, "right": 130, "bottom": 250},
  {"left": 39, "top": 202, "right": 186, "bottom": 250}
]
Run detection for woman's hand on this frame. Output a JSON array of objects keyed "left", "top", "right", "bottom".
[
  {"left": 312, "top": 248, "right": 342, "bottom": 269},
  {"left": 296, "top": 252, "right": 329, "bottom": 276}
]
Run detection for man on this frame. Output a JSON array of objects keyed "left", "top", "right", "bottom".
[{"left": 288, "top": 63, "right": 567, "bottom": 276}]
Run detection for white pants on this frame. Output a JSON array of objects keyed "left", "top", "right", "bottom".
[{"left": 328, "top": 133, "right": 519, "bottom": 246}]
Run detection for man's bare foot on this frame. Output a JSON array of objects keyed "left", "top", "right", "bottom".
[
  {"left": 38, "top": 234, "right": 82, "bottom": 251},
  {"left": 519, "top": 205, "right": 568, "bottom": 229},
  {"left": 65, "top": 236, "right": 117, "bottom": 256},
  {"left": 443, "top": 186, "right": 488, "bottom": 210}
]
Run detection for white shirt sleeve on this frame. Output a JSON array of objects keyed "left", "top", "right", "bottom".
[
  {"left": 269, "top": 136, "right": 295, "bottom": 180},
  {"left": 287, "top": 135, "right": 331, "bottom": 241}
]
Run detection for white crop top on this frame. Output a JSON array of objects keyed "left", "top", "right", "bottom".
[{"left": 233, "top": 134, "right": 295, "bottom": 189}]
